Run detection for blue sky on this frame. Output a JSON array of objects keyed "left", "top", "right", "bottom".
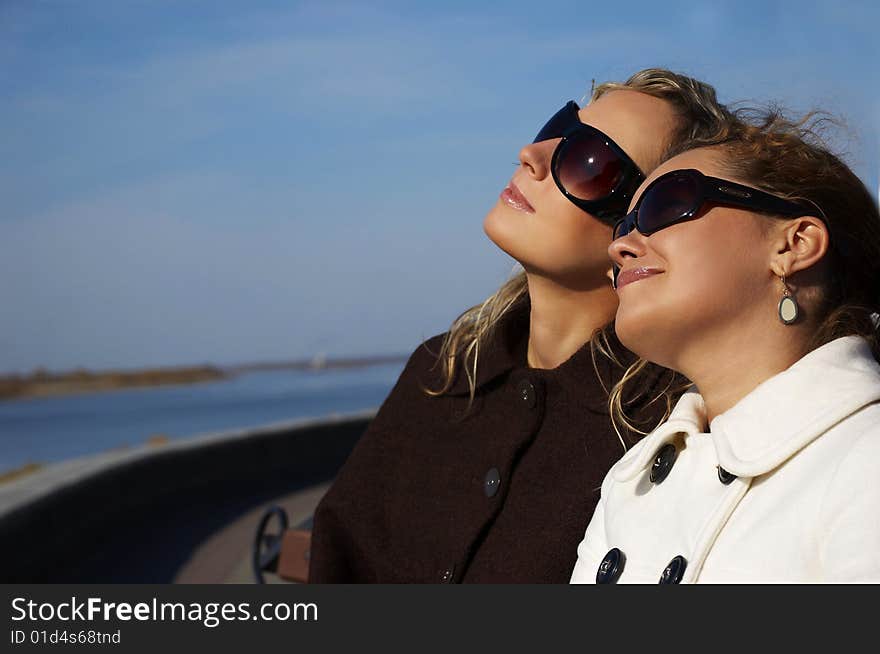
[{"left": 2, "top": 0, "right": 878, "bottom": 373}]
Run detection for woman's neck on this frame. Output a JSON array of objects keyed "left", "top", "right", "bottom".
[
  {"left": 525, "top": 271, "right": 618, "bottom": 370},
  {"left": 679, "top": 321, "right": 813, "bottom": 424}
]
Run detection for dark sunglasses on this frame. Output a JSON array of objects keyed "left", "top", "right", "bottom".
[
  {"left": 611, "top": 168, "right": 819, "bottom": 286},
  {"left": 612, "top": 168, "right": 817, "bottom": 240},
  {"left": 534, "top": 101, "right": 646, "bottom": 223}
]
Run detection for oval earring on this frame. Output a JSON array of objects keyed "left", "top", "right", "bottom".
[{"left": 778, "top": 274, "right": 799, "bottom": 325}]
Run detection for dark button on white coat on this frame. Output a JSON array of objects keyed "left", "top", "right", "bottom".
[
  {"left": 658, "top": 555, "right": 687, "bottom": 584},
  {"left": 717, "top": 466, "right": 737, "bottom": 485},
  {"left": 596, "top": 548, "right": 625, "bottom": 584},
  {"left": 650, "top": 443, "right": 678, "bottom": 484}
]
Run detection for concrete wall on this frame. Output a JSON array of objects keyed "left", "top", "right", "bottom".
[{"left": 0, "top": 411, "right": 373, "bottom": 582}]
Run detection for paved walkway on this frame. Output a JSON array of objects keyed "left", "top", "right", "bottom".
[{"left": 173, "top": 481, "right": 331, "bottom": 584}]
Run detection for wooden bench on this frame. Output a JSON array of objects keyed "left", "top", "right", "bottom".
[{"left": 252, "top": 506, "right": 312, "bottom": 583}]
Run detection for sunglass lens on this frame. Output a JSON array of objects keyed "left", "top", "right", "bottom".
[
  {"left": 638, "top": 173, "right": 699, "bottom": 234},
  {"left": 554, "top": 132, "right": 623, "bottom": 201},
  {"left": 533, "top": 102, "right": 578, "bottom": 143}
]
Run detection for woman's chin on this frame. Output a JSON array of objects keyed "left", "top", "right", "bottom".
[
  {"left": 483, "top": 210, "right": 526, "bottom": 261},
  {"left": 614, "top": 310, "right": 658, "bottom": 358},
  {"left": 615, "top": 318, "right": 684, "bottom": 372},
  {"left": 484, "top": 209, "right": 612, "bottom": 284}
]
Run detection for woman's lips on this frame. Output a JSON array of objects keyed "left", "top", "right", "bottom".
[
  {"left": 500, "top": 181, "right": 535, "bottom": 213},
  {"left": 615, "top": 266, "right": 663, "bottom": 290}
]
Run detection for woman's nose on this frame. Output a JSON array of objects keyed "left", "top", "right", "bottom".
[
  {"left": 608, "top": 230, "right": 647, "bottom": 268},
  {"left": 517, "top": 139, "right": 555, "bottom": 181}
]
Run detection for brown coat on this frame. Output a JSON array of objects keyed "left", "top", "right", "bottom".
[{"left": 309, "top": 302, "right": 677, "bottom": 583}]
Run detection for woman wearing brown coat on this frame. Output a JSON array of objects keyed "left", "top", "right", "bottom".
[{"left": 309, "top": 69, "right": 734, "bottom": 583}]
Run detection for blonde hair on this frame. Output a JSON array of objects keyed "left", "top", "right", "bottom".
[
  {"left": 608, "top": 107, "right": 880, "bottom": 435},
  {"left": 593, "top": 68, "right": 735, "bottom": 161},
  {"left": 607, "top": 354, "right": 693, "bottom": 445},
  {"left": 426, "top": 68, "right": 736, "bottom": 432}
]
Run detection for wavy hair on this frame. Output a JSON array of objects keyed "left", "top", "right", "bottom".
[
  {"left": 426, "top": 68, "right": 736, "bottom": 436},
  {"left": 608, "top": 106, "right": 880, "bottom": 435}
]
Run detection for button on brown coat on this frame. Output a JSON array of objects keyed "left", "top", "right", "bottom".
[{"left": 309, "top": 303, "right": 677, "bottom": 583}]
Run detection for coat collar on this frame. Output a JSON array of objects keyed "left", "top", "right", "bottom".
[
  {"left": 442, "top": 300, "right": 530, "bottom": 396},
  {"left": 709, "top": 335, "right": 880, "bottom": 477},
  {"left": 613, "top": 336, "right": 880, "bottom": 482},
  {"left": 438, "top": 300, "right": 640, "bottom": 410},
  {"left": 611, "top": 389, "right": 706, "bottom": 482}
]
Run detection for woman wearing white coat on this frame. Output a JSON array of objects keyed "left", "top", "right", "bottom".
[{"left": 570, "top": 110, "right": 880, "bottom": 583}]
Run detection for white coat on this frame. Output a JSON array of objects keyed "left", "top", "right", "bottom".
[{"left": 570, "top": 335, "right": 880, "bottom": 583}]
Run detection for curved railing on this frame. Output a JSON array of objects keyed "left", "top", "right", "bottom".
[{"left": 0, "top": 410, "right": 374, "bottom": 583}]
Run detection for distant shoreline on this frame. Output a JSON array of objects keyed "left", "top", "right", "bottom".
[{"left": 0, "top": 354, "right": 408, "bottom": 401}]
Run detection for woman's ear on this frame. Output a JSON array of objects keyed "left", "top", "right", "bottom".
[{"left": 768, "top": 216, "right": 830, "bottom": 278}]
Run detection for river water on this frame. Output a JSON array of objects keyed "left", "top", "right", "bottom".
[{"left": 0, "top": 362, "right": 405, "bottom": 473}]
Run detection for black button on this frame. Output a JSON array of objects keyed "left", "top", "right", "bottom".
[
  {"left": 717, "top": 466, "right": 737, "bottom": 485},
  {"left": 517, "top": 379, "right": 536, "bottom": 408},
  {"left": 658, "top": 555, "right": 687, "bottom": 584},
  {"left": 484, "top": 467, "right": 501, "bottom": 498},
  {"left": 596, "top": 548, "right": 626, "bottom": 584},
  {"left": 440, "top": 566, "right": 455, "bottom": 583},
  {"left": 650, "top": 443, "right": 678, "bottom": 484}
]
